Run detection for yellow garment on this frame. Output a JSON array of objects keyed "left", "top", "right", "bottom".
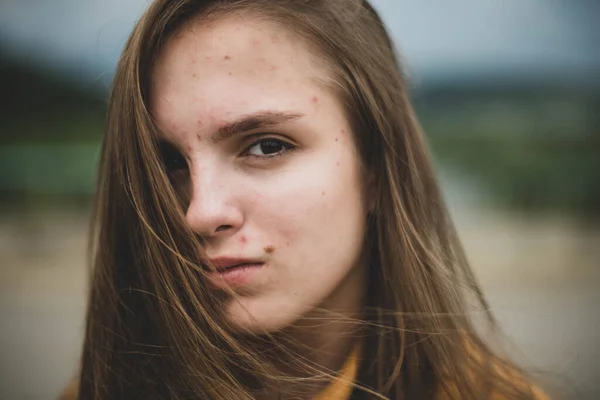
[
  {"left": 60, "top": 345, "right": 550, "bottom": 400},
  {"left": 312, "top": 344, "right": 551, "bottom": 400},
  {"left": 314, "top": 345, "right": 360, "bottom": 400}
]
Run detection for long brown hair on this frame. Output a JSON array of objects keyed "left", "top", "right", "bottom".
[{"left": 78, "top": 0, "right": 543, "bottom": 399}]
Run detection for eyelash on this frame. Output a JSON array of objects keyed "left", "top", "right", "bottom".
[
  {"left": 241, "top": 136, "right": 296, "bottom": 159},
  {"left": 159, "top": 143, "right": 188, "bottom": 174},
  {"left": 159, "top": 135, "right": 295, "bottom": 174}
]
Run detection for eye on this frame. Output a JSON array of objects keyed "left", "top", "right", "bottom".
[
  {"left": 159, "top": 142, "right": 188, "bottom": 173},
  {"left": 244, "top": 137, "right": 294, "bottom": 158}
]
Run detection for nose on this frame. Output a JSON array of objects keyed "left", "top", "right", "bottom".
[{"left": 185, "top": 171, "right": 243, "bottom": 239}]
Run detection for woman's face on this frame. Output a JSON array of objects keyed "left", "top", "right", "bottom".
[{"left": 150, "top": 14, "right": 370, "bottom": 332}]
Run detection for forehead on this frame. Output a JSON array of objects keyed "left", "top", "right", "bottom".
[{"left": 149, "top": 13, "right": 332, "bottom": 137}]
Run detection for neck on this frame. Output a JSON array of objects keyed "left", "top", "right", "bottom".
[{"left": 255, "top": 261, "right": 367, "bottom": 400}]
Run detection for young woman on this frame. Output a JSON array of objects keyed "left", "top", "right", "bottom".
[{"left": 67, "top": 0, "right": 550, "bottom": 399}]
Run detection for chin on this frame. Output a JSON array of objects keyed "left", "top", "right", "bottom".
[{"left": 224, "top": 298, "right": 305, "bottom": 334}]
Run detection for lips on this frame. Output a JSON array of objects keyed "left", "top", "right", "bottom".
[
  {"left": 205, "top": 257, "right": 265, "bottom": 289},
  {"left": 208, "top": 257, "right": 263, "bottom": 271}
]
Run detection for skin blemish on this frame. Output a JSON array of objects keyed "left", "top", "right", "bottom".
[
  {"left": 321, "top": 191, "right": 325, "bottom": 196},
  {"left": 335, "top": 137, "right": 339, "bottom": 142},
  {"left": 312, "top": 96, "right": 319, "bottom": 103},
  {"left": 192, "top": 73, "right": 196, "bottom": 77},
  {"left": 240, "top": 236, "right": 247, "bottom": 244},
  {"left": 224, "top": 55, "right": 231, "bottom": 60},
  {"left": 264, "top": 245, "right": 275, "bottom": 254},
  {"left": 228, "top": 72, "right": 233, "bottom": 76}
]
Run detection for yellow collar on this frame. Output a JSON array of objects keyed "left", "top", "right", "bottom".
[{"left": 314, "top": 344, "right": 360, "bottom": 400}]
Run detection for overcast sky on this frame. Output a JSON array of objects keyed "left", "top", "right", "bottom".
[{"left": 0, "top": 0, "right": 598, "bottom": 87}]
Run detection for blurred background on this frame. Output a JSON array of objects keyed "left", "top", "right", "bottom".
[{"left": 0, "top": 0, "right": 598, "bottom": 399}]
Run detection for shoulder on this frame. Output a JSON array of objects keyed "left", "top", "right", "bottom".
[{"left": 436, "top": 360, "right": 551, "bottom": 400}]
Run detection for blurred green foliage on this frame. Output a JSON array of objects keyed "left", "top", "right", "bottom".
[
  {"left": 419, "top": 83, "right": 600, "bottom": 217},
  {"left": 0, "top": 54, "right": 105, "bottom": 206},
  {"left": 1, "top": 54, "right": 599, "bottom": 218}
]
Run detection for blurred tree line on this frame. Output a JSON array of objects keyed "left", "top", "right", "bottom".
[
  {"left": 417, "top": 80, "right": 600, "bottom": 218},
  {"left": 1, "top": 52, "right": 599, "bottom": 218},
  {"left": 0, "top": 53, "right": 105, "bottom": 209}
]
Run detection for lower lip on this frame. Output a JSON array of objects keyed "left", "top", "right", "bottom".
[{"left": 208, "top": 263, "right": 264, "bottom": 288}]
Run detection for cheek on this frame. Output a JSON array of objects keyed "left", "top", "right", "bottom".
[{"left": 248, "top": 154, "right": 365, "bottom": 247}]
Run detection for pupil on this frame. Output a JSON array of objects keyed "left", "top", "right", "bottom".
[
  {"left": 159, "top": 142, "right": 187, "bottom": 172},
  {"left": 167, "top": 155, "right": 186, "bottom": 171},
  {"left": 261, "top": 140, "right": 282, "bottom": 155}
]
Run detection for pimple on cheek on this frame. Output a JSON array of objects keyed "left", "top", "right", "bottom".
[
  {"left": 240, "top": 236, "right": 247, "bottom": 244},
  {"left": 264, "top": 245, "right": 275, "bottom": 254},
  {"left": 312, "top": 96, "right": 319, "bottom": 103}
]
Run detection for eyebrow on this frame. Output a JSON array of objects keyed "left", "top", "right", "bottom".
[{"left": 211, "top": 111, "right": 304, "bottom": 143}]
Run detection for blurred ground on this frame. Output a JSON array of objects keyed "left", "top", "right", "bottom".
[{"left": 0, "top": 207, "right": 598, "bottom": 399}]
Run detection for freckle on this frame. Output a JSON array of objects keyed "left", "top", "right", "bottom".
[
  {"left": 224, "top": 55, "right": 231, "bottom": 60},
  {"left": 335, "top": 137, "right": 338, "bottom": 142},
  {"left": 336, "top": 162, "right": 340, "bottom": 166},
  {"left": 321, "top": 191, "right": 325, "bottom": 196},
  {"left": 286, "top": 241, "right": 290, "bottom": 246},
  {"left": 228, "top": 72, "right": 232, "bottom": 76},
  {"left": 264, "top": 245, "right": 275, "bottom": 254},
  {"left": 192, "top": 73, "right": 196, "bottom": 77}
]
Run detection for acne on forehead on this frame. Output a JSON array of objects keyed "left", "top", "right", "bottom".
[
  {"left": 150, "top": 13, "right": 346, "bottom": 145},
  {"left": 169, "top": 13, "right": 325, "bottom": 73}
]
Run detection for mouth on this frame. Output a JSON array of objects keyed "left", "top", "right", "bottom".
[
  {"left": 206, "top": 257, "right": 265, "bottom": 288},
  {"left": 208, "top": 257, "right": 263, "bottom": 271},
  {"left": 217, "top": 262, "right": 264, "bottom": 272}
]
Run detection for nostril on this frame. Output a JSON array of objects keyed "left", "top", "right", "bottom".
[{"left": 215, "top": 225, "right": 233, "bottom": 233}]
